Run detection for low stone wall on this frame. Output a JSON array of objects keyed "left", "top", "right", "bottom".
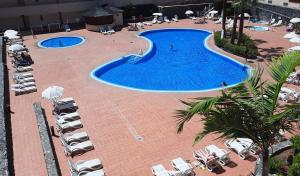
[
  {"left": 0, "top": 36, "right": 9, "bottom": 176},
  {"left": 33, "top": 102, "right": 61, "bottom": 176},
  {"left": 253, "top": 3, "right": 300, "bottom": 24},
  {"left": 254, "top": 140, "right": 292, "bottom": 176}
]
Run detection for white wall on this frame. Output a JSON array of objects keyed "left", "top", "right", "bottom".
[{"left": 258, "top": 0, "right": 300, "bottom": 9}]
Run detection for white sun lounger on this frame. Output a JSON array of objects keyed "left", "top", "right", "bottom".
[
  {"left": 205, "top": 145, "right": 231, "bottom": 166},
  {"left": 72, "top": 169, "right": 105, "bottom": 176},
  {"left": 107, "top": 25, "right": 115, "bottom": 34},
  {"left": 64, "top": 24, "right": 71, "bottom": 32},
  {"left": 143, "top": 22, "right": 152, "bottom": 26},
  {"left": 99, "top": 27, "right": 108, "bottom": 35},
  {"left": 55, "top": 111, "right": 80, "bottom": 122},
  {"left": 68, "top": 158, "right": 102, "bottom": 173},
  {"left": 269, "top": 18, "right": 276, "bottom": 25},
  {"left": 62, "top": 140, "right": 94, "bottom": 156},
  {"left": 151, "top": 164, "right": 171, "bottom": 176},
  {"left": 13, "top": 76, "right": 35, "bottom": 83},
  {"left": 60, "top": 131, "right": 89, "bottom": 144},
  {"left": 53, "top": 101, "right": 78, "bottom": 112},
  {"left": 11, "top": 81, "right": 36, "bottom": 88},
  {"left": 172, "top": 15, "right": 179, "bottom": 22},
  {"left": 170, "top": 157, "right": 193, "bottom": 174},
  {"left": 164, "top": 16, "right": 171, "bottom": 23},
  {"left": 236, "top": 138, "right": 260, "bottom": 155},
  {"left": 13, "top": 74, "right": 34, "bottom": 80},
  {"left": 286, "top": 72, "right": 298, "bottom": 84},
  {"left": 280, "top": 87, "right": 300, "bottom": 100},
  {"left": 15, "top": 66, "right": 33, "bottom": 72},
  {"left": 278, "top": 92, "right": 290, "bottom": 102},
  {"left": 56, "top": 120, "right": 83, "bottom": 133},
  {"left": 54, "top": 97, "right": 75, "bottom": 105},
  {"left": 152, "top": 16, "right": 158, "bottom": 24},
  {"left": 272, "top": 20, "right": 282, "bottom": 27},
  {"left": 281, "top": 87, "right": 299, "bottom": 96},
  {"left": 13, "top": 72, "right": 33, "bottom": 78},
  {"left": 224, "top": 139, "right": 250, "bottom": 159},
  {"left": 215, "top": 17, "right": 222, "bottom": 24},
  {"left": 226, "top": 20, "right": 234, "bottom": 28},
  {"left": 11, "top": 86, "right": 37, "bottom": 95},
  {"left": 193, "top": 149, "right": 219, "bottom": 172}
]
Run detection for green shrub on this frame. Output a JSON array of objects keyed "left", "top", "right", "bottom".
[
  {"left": 269, "top": 157, "right": 284, "bottom": 174},
  {"left": 214, "top": 31, "right": 225, "bottom": 47},
  {"left": 288, "top": 153, "right": 300, "bottom": 176},
  {"left": 247, "top": 48, "right": 258, "bottom": 59},
  {"left": 288, "top": 163, "right": 300, "bottom": 176},
  {"left": 291, "top": 135, "right": 300, "bottom": 152},
  {"left": 213, "top": 31, "right": 258, "bottom": 59},
  {"left": 293, "top": 153, "right": 300, "bottom": 163},
  {"left": 234, "top": 46, "right": 247, "bottom": 56}
]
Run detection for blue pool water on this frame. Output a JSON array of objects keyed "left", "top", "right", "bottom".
[
  {"left": 91, "top": 29, "right": 249, "bottom": 92},
  {"left": 38, "top": 36, "right": 85, "bottom": 48},
  {"left": 248, "top": 26, "right": 269, "bottom": 31}
]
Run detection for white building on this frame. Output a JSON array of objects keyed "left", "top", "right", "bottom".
[{"left": 258, "top": 0, "right": 300, "bottom": 9}]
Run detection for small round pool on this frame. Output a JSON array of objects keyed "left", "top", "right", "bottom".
[
  {"left": 248, "top": 26, "right": 269, "bottom": 31},
  {"left": 38, "top": 36, "right": 85, "bottom": 48}
]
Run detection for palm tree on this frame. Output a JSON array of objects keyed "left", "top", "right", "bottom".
[
  {"left": 175, "top": 52, "right": 300, "bottom": 176},
  {"left": 231, "top": 0, "right": 240, "bottom": 44},
  {"left": 237, "top": 0, "right": 245, "bottom": 44},
  {"left": 222, "top": 0, "right": 227, "bottom": 38}
]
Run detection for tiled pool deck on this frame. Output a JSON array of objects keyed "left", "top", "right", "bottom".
[{"left": 8, "top": 19, "right": 298, "bottom": 176}]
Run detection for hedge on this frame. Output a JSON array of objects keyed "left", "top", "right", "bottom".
[{"left": 214, "top": 31, "right": 258, "bottom": 59}]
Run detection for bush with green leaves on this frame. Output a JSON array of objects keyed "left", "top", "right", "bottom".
[
  {"left": 214, "top": 31, "right": 258, "bottom": 59},
  {"left": 269, "top": 157, "right": 284, "bottom": 174},
  {"left": 288, "top": 153, "right": 300, "bottom": 176},
  {"left": 291, "top": 135, "right": 300, "bottom": 153}
]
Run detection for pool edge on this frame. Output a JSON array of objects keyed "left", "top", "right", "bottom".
[
  {"left": 37, "top": 36, "right": 86, "bottom": 49},
  {"left": 90, "top": 28, "right": 252, "bottom": 93}
]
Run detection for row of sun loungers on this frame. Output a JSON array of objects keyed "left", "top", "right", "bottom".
[
  {"left": 152, "top": 15, "right": 179, "bottom": 24},
  {"left": 193, "top": 139, "right": 260, "bottom": 172},
  {"left": 11, "top": 67, "right": 36, "bottom": 95},
  {"left": 100, "top": 25, "right": 115, "bottom": 35},
  {"left": 152, "top": 157, "right": 193, "bottom": 176},
  {"left": 152, "top": 138, "right": 261, "bottom": 174},
  {"left": 50, "top": 97, "right": 105, "bottom": 175},
  {"left": 5, "top": 32, "right": 37, "bottom": 96}
]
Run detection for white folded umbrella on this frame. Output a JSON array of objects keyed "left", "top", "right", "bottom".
[
  {"left": 8, "top": 44, "right": 25, "bottom": 52},
  {"left": 6, "top": 34, "right": 20, "bottom": 39},
  {"left": 290, "top": 18, "right": 300, "bottom": 23},
  {"left": 283, "top": 32, "right": 298, "bottom": 39},
  {"left": 208, "top": 10, "right": 218, "bottom": 14},
  {"left": 42, "top": 86, "right": 64, "bottom": 100},
  {"left": 239, "top": 13, "right": 250, "bottom": 18},
  {"left": 4, "top": 30, "right": 18, "bottom": 36},
  {"left": 152, "top": 13, "right": 162, "bottom": 16},
  {"left": 185, "top": 10, "right": 194, "bottom": 15}
]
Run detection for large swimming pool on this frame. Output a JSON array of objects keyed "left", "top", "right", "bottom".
[
  {"left": 38, "top": 36, "right": 85, "bottom": 48},
  {"left": 91, "top": 29, "right": 249, "bottom": 92}
]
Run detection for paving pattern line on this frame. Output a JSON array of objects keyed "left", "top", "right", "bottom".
[{"left": 116, "top": 108, "right": 144, "bottom": 142}]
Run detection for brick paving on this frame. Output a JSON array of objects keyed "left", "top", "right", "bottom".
[{"left": 8, "top": 19, "right": 298, "bottom": 176}]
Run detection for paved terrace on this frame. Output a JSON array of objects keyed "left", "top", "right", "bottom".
[{"left": 8, "top": 19, "right": 297, "bottom": 176}]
